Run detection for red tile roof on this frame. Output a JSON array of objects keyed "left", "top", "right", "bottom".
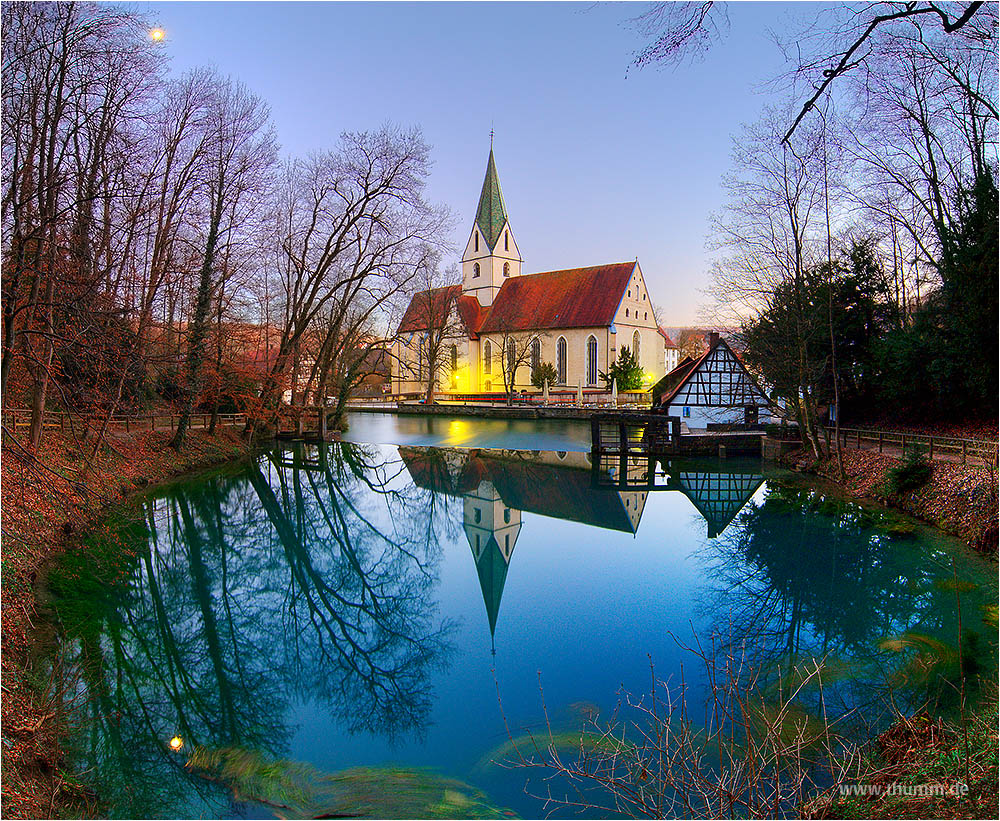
[
  {"left": 397, "top": 285, "right": 462, "bottom": 334},
  {"left": 657, "top": 326, "right": 677, "bottom": 347},
  {"left": 477, "top": 262, "right": 636, "bottom": 333},
  {"left": 455, "top": 295, "right": 485, "bottom": 338}
]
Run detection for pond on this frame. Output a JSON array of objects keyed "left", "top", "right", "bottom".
[{"left": 47, "top": 416, "right": 997, "bottom": 819}]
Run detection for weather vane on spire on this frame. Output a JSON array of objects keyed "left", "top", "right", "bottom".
[{"left": 490, "top": 123, "right": 494, "bottom": 148}]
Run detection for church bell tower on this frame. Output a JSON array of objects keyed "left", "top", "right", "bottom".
[{"left": 461, "top": 144, "right": 522, "bottom": 307}]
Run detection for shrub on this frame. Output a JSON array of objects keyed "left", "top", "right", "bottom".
[{"left": 885, "top": 446, "right": 933, "bottom": 494}]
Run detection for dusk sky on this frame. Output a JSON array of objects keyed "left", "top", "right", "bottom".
[{"left": 143, "top": 1, "right": 816, "bottom": 325}]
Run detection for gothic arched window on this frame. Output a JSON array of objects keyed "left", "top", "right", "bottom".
[
  {"left": 473, "top": 262, "right": 480, "bottom": 278},
  {"left": 556, "top": 337, "right": 567, "bottom": 385},
  {"left": 503, "top": 262, "right": 510, "bottom": 277},
  {"left": 451, "top": 344, "right": 458, "bottom": 371},
  {"left": 506, "top": 338, "right": 515, "bottom": 375},
  {"left": 505, "top": 231, "right": 509, "bottom": 251},
  {"left": 474, "top": 232, "right": 479, "bottom": 252},
  {"left": 586, "top": 335, "right": 598, "bottom": 386},
  {"left": 531, "top": 338, "right": 541, "bottom": 374},
  {"left": 483, "top": 340, "right": 491, "bottom": 373},
  {"left": 632, "top": 330, "right": 641, "bottom": 363}
]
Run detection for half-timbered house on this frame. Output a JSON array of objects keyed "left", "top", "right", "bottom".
[{"left": 655, "top": 332, "right": 772, "bottom": 428}]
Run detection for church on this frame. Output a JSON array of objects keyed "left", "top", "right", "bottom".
[{"left": 392, "top": 147, "right": 662, "bottom": 395}]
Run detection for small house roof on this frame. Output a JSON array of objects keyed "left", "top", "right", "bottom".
[{"left": 657, "top": 326, "right": 677, "bottom": 348}]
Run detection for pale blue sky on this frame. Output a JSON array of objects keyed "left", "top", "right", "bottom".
[{"left": 143, "top": 1, "right": 814, "bottom": 324}]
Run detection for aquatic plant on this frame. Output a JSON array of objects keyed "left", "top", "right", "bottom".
[{"left": 185, "top": 745, "right": 512, "bottom": 819}]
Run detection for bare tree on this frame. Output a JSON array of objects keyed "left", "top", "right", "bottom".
[
  {"left": 170, "top": 75, "right": 276, "bottom": 450},
  {"left": 627, "top": 2, "right": 993, "bottom": 141},
  {"left": 259, "top": 126, "right": 449, "bottom": 431},
  {"left": 708, "top": 109, "right": 829, "bottom": 456},
  {"left": 487, "top": 326, "right": 544, "bottom": 406},
  {"left": 1, "top": 2, "right": 161, "bottom": 449},
  {"left": 394, "top": 260, "right": 466, "bottom": 404}
]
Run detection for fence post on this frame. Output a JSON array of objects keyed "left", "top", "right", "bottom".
[
  {"left": 901, "top": 434, "right": 906, "bottom": 451},
  {"left": 878, "top": 432, "right": 883, "bottom": 453},
  {"left": 929, "top": 437, "right": 934, "bottom": 460},
  {"left": 962, "top": 441, "right": 967, "bottom": 464},
  {"left": 856, "top": 429, "right": 861, "bottom": 449}
]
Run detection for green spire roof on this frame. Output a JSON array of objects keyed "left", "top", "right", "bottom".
[
  {"left": 475, "top": 536, "right": 510, "bottom": 639},
  {"left": 475, "top": 148, "right": 508, "bottom": 251}
]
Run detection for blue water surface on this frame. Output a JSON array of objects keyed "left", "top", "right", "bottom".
[{"left": 47, "top": 416, "right": 997, "bottom": 819}]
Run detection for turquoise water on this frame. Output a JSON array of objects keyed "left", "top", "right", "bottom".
[
  {"left": 47, "top": 418, "right": 997, "bottom": 819},
  {"left": 341, "top": 410, "right": 592, "bottom": 451}
]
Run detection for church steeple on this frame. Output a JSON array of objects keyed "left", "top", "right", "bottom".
[
  {"left": 475, "top": 148, "right": 508, "bottom": 252},
  {"left": 461, "top": 145, "right": 522, "bottom": 307},
  {"left": 463, "top": 478, "right": 521, "bottom": 652}
]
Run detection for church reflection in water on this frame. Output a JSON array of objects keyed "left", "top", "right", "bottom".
[{"left": 399, "top": 446, "right": 765, "bottom": 646}]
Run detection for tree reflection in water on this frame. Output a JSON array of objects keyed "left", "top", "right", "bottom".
[
  {"left": 49, "top": 442, "right": 455, "bottom": 817},
  {"left": 693, "top": 479, "right": 995, "bottom": 731}
]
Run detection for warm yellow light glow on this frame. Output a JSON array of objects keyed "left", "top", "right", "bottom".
[
  {"left": 446, "top": 419, "right": 471, "bottom": 446},
  {"left": 168, "top": 735, "right": 184, "bottom": 752},
  {"left": 150, "top": 28, "right": 165, "bottom": 41},
  {"left": 450, "top": 364, "right": 470, "bottom": 393}
]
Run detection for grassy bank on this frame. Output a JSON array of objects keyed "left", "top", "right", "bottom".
[
  {"left": 781, "top": 444, "right": 999, "bottom": 818},
  {"left": 804, "top": 688, "right": 998, "bottom": 819},
  {"left": 1, "top": 428, "right": 256, "bottom": 819},
  {"left": 781, "top": 447, "right": 998, "bottom": 555}
]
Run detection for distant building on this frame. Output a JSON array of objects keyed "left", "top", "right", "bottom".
[
  {"left": 652, "top": 331, "right": 771, "bottom": 428},
  {"left": 658, "top": 326, "right": 680, "bottom": 375},
  {"left": 393, "top": 147, "right": 662, "bottom": 395}
]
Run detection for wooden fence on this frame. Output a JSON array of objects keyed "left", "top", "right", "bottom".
[
  {"left": 823, "top": 426, "right": 997, "bottom": 466},
  {"left": 2, "top": 409, "right": 249, "bottom": 435}
]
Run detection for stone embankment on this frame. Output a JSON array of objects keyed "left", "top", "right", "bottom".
[
  {"left": 1, "top": 428, "right": 257, "bottom": 819},
  {"left": 350, "top": 401, "right": 607, "bottom": 420}
]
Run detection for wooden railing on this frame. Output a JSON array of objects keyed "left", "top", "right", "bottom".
[
  {"left": 822, "top": 426, "right": 998, "bottom": 466},
  {"left": 1, "top": 409, "right": 249, "bottom": 434}
]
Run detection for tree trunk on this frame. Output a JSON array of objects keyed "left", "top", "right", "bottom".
[
  {"left": 170, "top": 209, "right": 220, "bottom": 451},
  {"left": 27, "top": 276, "right": 55, "bottom": 451}
]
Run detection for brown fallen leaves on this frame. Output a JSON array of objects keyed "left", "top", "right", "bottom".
[{"left": 1, "top": 426, "right": 254, "bottom": 819}]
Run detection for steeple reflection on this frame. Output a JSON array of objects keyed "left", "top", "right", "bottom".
[{"left": 399, "top": 447, "right": 768, "bottom": 644}]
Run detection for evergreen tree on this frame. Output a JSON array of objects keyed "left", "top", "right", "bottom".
[{"left": 601, "top": 346, "right": 644, "bottom": 391}]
